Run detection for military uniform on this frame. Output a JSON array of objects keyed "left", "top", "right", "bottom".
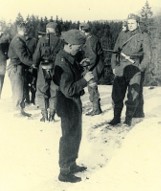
[
  {"left": 110, "top": 27, "right": 151, "bottom": 126},
  {"left": 7, "top": 34, "right": 33, "bottom": 111},
  {"left": 80, "top": 24, "right": 104, "bottom": 116},
  {"left": 24, "top": 36, "right": 37, "bottom": 104},
  {"left": 33, "top": 30, "right": 62, "bottom": 121},
  {"left": 0, "top": 32, "right": 10, "bottom": 98},
  {"left": 53, "top": 29, "right": 89, "bottom": 183}
]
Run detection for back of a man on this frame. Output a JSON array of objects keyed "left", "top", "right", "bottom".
[{"left": 33, "top": 22, "right": 63, "bottom": 122}]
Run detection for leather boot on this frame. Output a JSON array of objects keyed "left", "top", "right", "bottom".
[
  {"left": 85, "top": 102, "right": 94, "bottom": 116},
  {"left": 58, "top": 172, "right": 81, "bottom": 183},
  {"left": 48, "top": 110, "right": 56, "bottom": 122},
  {"left": 124, "top": 106, "right": 135, "bottom": 126},
  {"left": 86, "top": 99, "right": 102, "bottom": 116},
  {"left": 133, "top": 106, "right": 145, "bottom": 118},
  {"left": 90, "top": 99, "right": 102, "bottom": 116},
  {"left": 108, "top": 107, "right": 122, "bottom": 126},
  {"left": 58, "top": 166, "right": 81, "bottom": 183},
  {"left": 40, "top": 109, "right": 48, "bottom": 122}
]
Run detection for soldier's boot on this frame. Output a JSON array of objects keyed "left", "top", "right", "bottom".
[
  {"left": 58, "top": 172, "right": 81, "bottom": 183},
  {"left": 133, "top": 105, "right": 145, "bottom": 118},
  {"left": 70, "top": 163, "right": 87, "bottom": 173},
  {"left": 40, "top": 109, "right": 48, "bottom": 122},
  {"left": 90, "top": 99, "right": 102, "bottom": 116},
  {"left": 85, "top": 102, "right": 94, "bottom": 116},
  {"left": 124, "top": 116, "right": 132, "bottom": 126},
  {"left": 20, "top": 108, "right": 32, "bottom": 117},
  {"left": 48, "top": 110, "right": 56, "bottom": 122},
  {"left": 108, "top": 107, "right": 122, "bottom": 126},
  {"left": 123, "top": 106, "right": 135, "bottom": 126},
  {"left": 58, "top": 166, "right": 81, "bottom": 183}
]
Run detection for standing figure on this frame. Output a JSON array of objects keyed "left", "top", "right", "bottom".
[
  {"left": 24, "top": 27, "right": 38, "bottom": 105},
  {"left": 33, "top": 22, "right": 62, "bottom": 122},
  {"left": 54, "top": 29, "right": 94, "bottom": 183},
  {"left": 7, "top": 22, "right": 33, "bottom": 116},
  {"left": 0, "top": 23, "right": 10, "bottom": 99},
  {"left": 79, "top": 23, "right": 104, "bottom": 116},
  {"left": 109, "top": 13, "right": 151, "bottom": 126}
]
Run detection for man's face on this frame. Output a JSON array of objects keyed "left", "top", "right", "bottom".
[
  {"left": 127, "top": 19, "right": 138, "bottom": 31},
  {"left": 70, "top": 44, "right": 82, "bottom": 56},
  {"left": 18, "top": 27, "right": 27, "bottom": 36}
]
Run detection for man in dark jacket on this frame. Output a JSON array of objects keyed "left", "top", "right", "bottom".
[
  {"left": 79, "top": 23, "right": 104, "bottom": 116},
  {"left": 109, "top": 13, "right": 151, "bottom": 126},
  {"left": 0, "top": 24, "right": 10, "bottom": 99},
  {"left": 54, "top": 29, "right": 94, "bottom": 183},
  {"left": 24, "top": 28, "right": 38, "bottom": 105},
  {"left": 7, "top": 22, "right": 34, "bottom": 117},
  {"left": 33, "top": 22, "right": 62, "bottom": 122}
]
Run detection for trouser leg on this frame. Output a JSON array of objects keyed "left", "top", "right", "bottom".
[
  {"left": 109, "top": 76, "right": 127, "bottom": 125},
  {"left": 133, "top": 72, "right": 145, "bottom": 118},
  {"left": 59, "top": 112, "right": 82, "bottom": 173},
  {"left": 8, "top": 65, "right": 25, "bottom": 109},
  {"left": 86, "top": 85, "right": 102, "bottom": 116},
  {"left": 124, "top": 65, "right": 141, "bottom": 126},
  {"left": 48, "top": 80, "right": 58, "bottom": 121}
]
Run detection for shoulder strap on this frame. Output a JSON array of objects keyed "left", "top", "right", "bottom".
[{"left": 121, "top": 33, "right": 138, "bottom": 48}]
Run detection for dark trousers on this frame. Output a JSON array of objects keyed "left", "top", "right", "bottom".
[
  {"left": 36, "top": 66, "right": 57, "bottom": 111},
  {"left": 24, "top": 69, "right": 37, "bottom": 104},
  {"left": 7, "top": 64, "right": 25, "bottom": 109},
  {"left": 133, "top": 72, "right": 145, "bottom": 115},
  {"left": 112, "top": 65, "right": 141, "bottom": 118},
  {"left": 59, "top": 110, "right": 82, "bottom": 173}
]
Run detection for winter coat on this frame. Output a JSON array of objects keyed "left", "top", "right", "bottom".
[
  {"left": 83, "top": 34, "right": 104, "bottom": 81},
  {"left": 54, "top": 49, "right": 87, "bottom": 117},
  {"left": 8, "top": 34, "right": 33, "bottom": 66},
  {"left": 111, "top": 29, "right": 151, "bottom": 76}
]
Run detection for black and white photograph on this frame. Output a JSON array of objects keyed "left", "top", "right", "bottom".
[{"left": 0, "top": 0, "right": 161, "bottom": 190}]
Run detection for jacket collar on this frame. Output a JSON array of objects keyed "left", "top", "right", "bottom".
[{"left": 61, "top": 49, "right": 75, "bottom": 65}]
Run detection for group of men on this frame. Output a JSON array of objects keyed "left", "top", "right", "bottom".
[{"left": 0, "top": 12, "right": 151, "bottom": 183}]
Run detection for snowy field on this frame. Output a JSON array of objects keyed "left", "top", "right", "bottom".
[{"left": 0, "top": 75, "right": 161, "bottom": 191}]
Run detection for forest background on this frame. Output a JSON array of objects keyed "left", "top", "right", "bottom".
[{"left": 1, "top": 1, "right": 161, "bottom": 86}]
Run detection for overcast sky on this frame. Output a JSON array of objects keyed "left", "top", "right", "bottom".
[{"left": 0, "top": 0, "right": 161, "bottom": 22}]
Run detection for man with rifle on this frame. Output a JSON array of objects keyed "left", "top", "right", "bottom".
[{"left": 108, "top": 13, "right": 151, "bottom": 126}]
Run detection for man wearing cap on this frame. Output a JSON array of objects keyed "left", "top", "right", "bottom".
[
  {"left": 33, "top": 22, "right": 62, "bottom": 122},
  {"left": 79, "top": 23, "right": 104, "bottom": 116},
  {"left": 0, "top": 23, "right": 11, "bottom": 99},
  {"left": 109, "top": 13, "right": 151, "bottom": 126},
  {"left": 7, "top": 22, "right": 34, "bottom": 117},
  {"left": 54, "top": 29, "right": 94, "bottom": 183}
]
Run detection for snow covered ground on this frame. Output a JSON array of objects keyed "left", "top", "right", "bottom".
[{"left": 0, "top": 75, "right": 161, "bottom": 191}]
